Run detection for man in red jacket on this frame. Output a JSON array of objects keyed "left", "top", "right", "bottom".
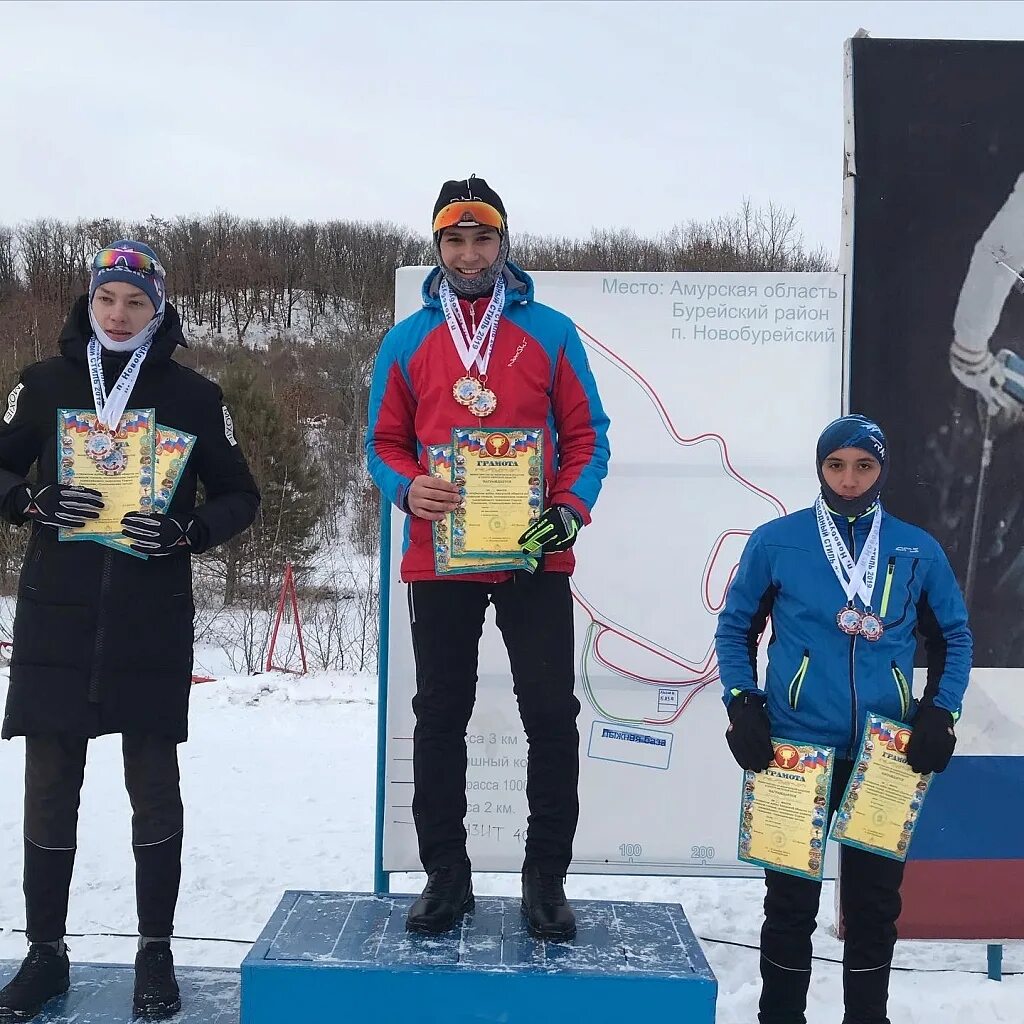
[{"left": 366, "top": 176, "right": 610, "bottom": 940}]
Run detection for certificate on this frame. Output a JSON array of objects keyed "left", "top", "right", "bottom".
[
  {"left": 75, "top": 423, "right": 198, "bottom": 557},
  {"left": 452, "top": 427, "right": 543, "bottom": 557},
  {"left": 152, "top": 425, "right": 197, "bottom": 513},
  {"left": 739, "top": 739, "right": 835, "bottom": 881},
  {"left": 427, "top": 445, "right": 531, "bottom": 575},
  {"left": 57, "top": 408, "right": 156, "bottom": 555},
  {"left": 830, "top": 713, "right": 933, "bottom": 861}
]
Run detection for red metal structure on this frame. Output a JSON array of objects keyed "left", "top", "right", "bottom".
[{"left": 266, "top": 562, "right": 308, "bottom": 675}]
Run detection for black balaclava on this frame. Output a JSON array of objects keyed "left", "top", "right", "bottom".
[
  {"left": 431, "top": 175, "right": 509, "bottom": 299},
  {"left": 815, "top": 414, "right": 889, "bottom": 518}
]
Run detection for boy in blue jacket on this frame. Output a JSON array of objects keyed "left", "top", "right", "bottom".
[{"left": 715, "top": 414, "right": 972, "bottom": 1024}]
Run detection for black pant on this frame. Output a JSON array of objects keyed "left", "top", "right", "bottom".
[
  {"left": 23, "top": 734, "right": 184, "bottom": 943},
  {"left": 408, "top": 572, "right": 580, "bottom": 874},
  {"left": 759, "top": 760, "right": 905, "bottom": 1024}
]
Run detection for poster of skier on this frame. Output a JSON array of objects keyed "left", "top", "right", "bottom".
[{"left": 848, "top": 37, "right": 1024, "bottom": 667}]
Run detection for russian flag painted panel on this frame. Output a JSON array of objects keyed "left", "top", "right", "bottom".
[{"left": 898, "top": 756, "right": 1024, "bottom": 939}]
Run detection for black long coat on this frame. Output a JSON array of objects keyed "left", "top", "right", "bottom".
[{"left": 0, "top": 297, "right": 260, "bottom": 741}]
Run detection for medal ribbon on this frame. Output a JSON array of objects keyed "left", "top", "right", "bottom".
[
  {"left": 814, "top": 495, "right": 882, "bottom": 608},
  {"left": 439, "top": 276, "right": 505, "bottom": 377},
  {"left": 87, "top": 336, "right": 153, "bottom": 430}
]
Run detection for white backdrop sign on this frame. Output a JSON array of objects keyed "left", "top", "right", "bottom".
[{"left": 382, "top": 269, "right": 844, "bottom": 875}]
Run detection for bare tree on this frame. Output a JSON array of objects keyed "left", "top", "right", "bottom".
[{"left": 0, "top": 200, "right": 834, "bottom": 673}]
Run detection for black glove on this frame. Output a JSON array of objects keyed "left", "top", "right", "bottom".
[
  {"left": 518, "top": 504, "right": 583, "bottom": 555},
  {"left": 19, "top": 483, "right": 104, "bottom": 530},
  {"left": 906, "top": 704, "right": 957, "bottom": 775},
  {"left": 725, "top": 691, "right": 776, "bottom": 772},
  {"left": 120, "top": 511, "right": 195, "bottom": 556}
]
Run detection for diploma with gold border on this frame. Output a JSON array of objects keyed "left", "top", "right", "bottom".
[
  {"left": 830, "top": 712, "right": 932, "bottom": 861},
  {"left": 739, "top": 739, "right": 835, "bottom": 881},
  {"left": 57, "top": 408, "right": 156, "bottom": 556},
  {"left": 152, "top": 425, "right": 197, "bottom": 513},
  {"left": 75, "top": 423, "right": 198, "bottom": 557},
  {"left": 427, "top": 445, "right": 530, "bottom": 575},
  {"left": 452, "top": 427, "right": 543, "bottom": 557}
]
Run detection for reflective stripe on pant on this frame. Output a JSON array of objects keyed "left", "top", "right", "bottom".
[
  {"left": 758, "top": 759, "right": 904, "bottom": 1024},
  {"left": 408, "top": 572, "right": 581, "bottom": 874},
  {"left": 23, "top": 734, "right": 184, "bottom": 942}
]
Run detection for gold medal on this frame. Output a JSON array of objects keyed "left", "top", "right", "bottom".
[
  {"left": 453, "top": 376, "right": 481, "bottom": 406},
  {"left": 469, "top": 388, "right": 498, "bottom": 417}
]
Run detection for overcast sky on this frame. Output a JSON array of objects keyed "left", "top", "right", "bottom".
[{"left": 3, "top": 0, "right": 1024, "bottom": 255}]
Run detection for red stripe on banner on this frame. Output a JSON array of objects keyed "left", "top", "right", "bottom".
[{"left": 898, "top": 860, "right": 1024, "bottom": 939}]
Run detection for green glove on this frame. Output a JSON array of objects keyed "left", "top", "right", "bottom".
[{"left": 518, "top": 505, "right": 583, "bottom": 555}]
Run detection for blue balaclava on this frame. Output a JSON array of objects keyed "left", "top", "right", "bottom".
[{"left": 815, "top": 414, "right": 888, "bottom": 517}]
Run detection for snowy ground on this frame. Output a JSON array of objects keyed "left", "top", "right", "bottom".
[{"left": 0, "top": 649, "right": 1020, "bottom": 1022}]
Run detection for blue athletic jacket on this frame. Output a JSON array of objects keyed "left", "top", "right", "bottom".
[{"left": 715, "top": 504, "right": 973, "bottom": 757}]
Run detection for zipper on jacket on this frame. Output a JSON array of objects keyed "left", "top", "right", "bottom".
[
  {"left": 846, "top": 520, "right": 859, "bottom": 758},
  {"left": 885, "top": 558, "right": 919, "bottom": 628},
  {"left": 88, "top": 548, "right": 114, "bottom": 704},
  {"left": 879, "top": 557, "right": 896, "bottom": 618},
  {"left": 788, "top": 650, "right": 810, "bottom": 709},
  {"left": 891, "top": 662, "right": 911, "bottom": 720}
]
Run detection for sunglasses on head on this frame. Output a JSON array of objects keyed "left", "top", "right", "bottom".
[
  {"left": 432, "top": 201, "right": 504, "bottom": 234},
  {"left": 92, "top": 247, "right": 166, "bottom": 278}
]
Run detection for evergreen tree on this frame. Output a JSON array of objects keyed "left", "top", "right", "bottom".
[{"left": 202, "top": 356, "right": 322, "bottom": 604}]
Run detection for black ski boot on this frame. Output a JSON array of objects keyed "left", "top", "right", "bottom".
[
  {"left": 133, "top": 942, "right": 181, "bottom": 1020},
  {"left": 0, "top": 943, "right": 70, "bottom": 1022}
]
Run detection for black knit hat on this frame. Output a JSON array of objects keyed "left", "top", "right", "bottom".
[{"left": 432, "top": 175, "right": 507, "bottom": 235}]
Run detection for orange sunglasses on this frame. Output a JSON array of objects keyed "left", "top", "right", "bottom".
[{"left": 432, "top": 201, "right": 504, "bottom": 233}]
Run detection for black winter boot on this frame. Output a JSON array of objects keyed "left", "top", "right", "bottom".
[
  {"left": 521, "top": 866, "right": 576, "bottom": 940},
  {"left": 406, "top": 860, "right": 474, "bottom": 934},
  {"left": 0, "top": 943, "right": 70, "bottom": 1021},
  {"left": 133, "top": 942, "right": 180, "bottom": 1020}
]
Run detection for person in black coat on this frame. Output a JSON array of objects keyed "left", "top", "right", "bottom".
[{"left": 0, "top": 241, "right": 260, "bottom": 1022}]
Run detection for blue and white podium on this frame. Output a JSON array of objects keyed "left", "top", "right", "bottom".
[
  {"left": 241, "top": 891, "right": 717, "bottom": 1024},
  {"left": 1, "top": 892, "right": 716, "bottom": 1022},
  {"left": 0, "top": 963, "right": 239, "bottom": 1022}
]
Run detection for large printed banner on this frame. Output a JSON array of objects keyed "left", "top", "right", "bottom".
[
  {"left": 846, "top": 36, "right": 1024, "bottom": 937},
  {"left": 382, "top": 268, "right": 843, "bottom": 875}
]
